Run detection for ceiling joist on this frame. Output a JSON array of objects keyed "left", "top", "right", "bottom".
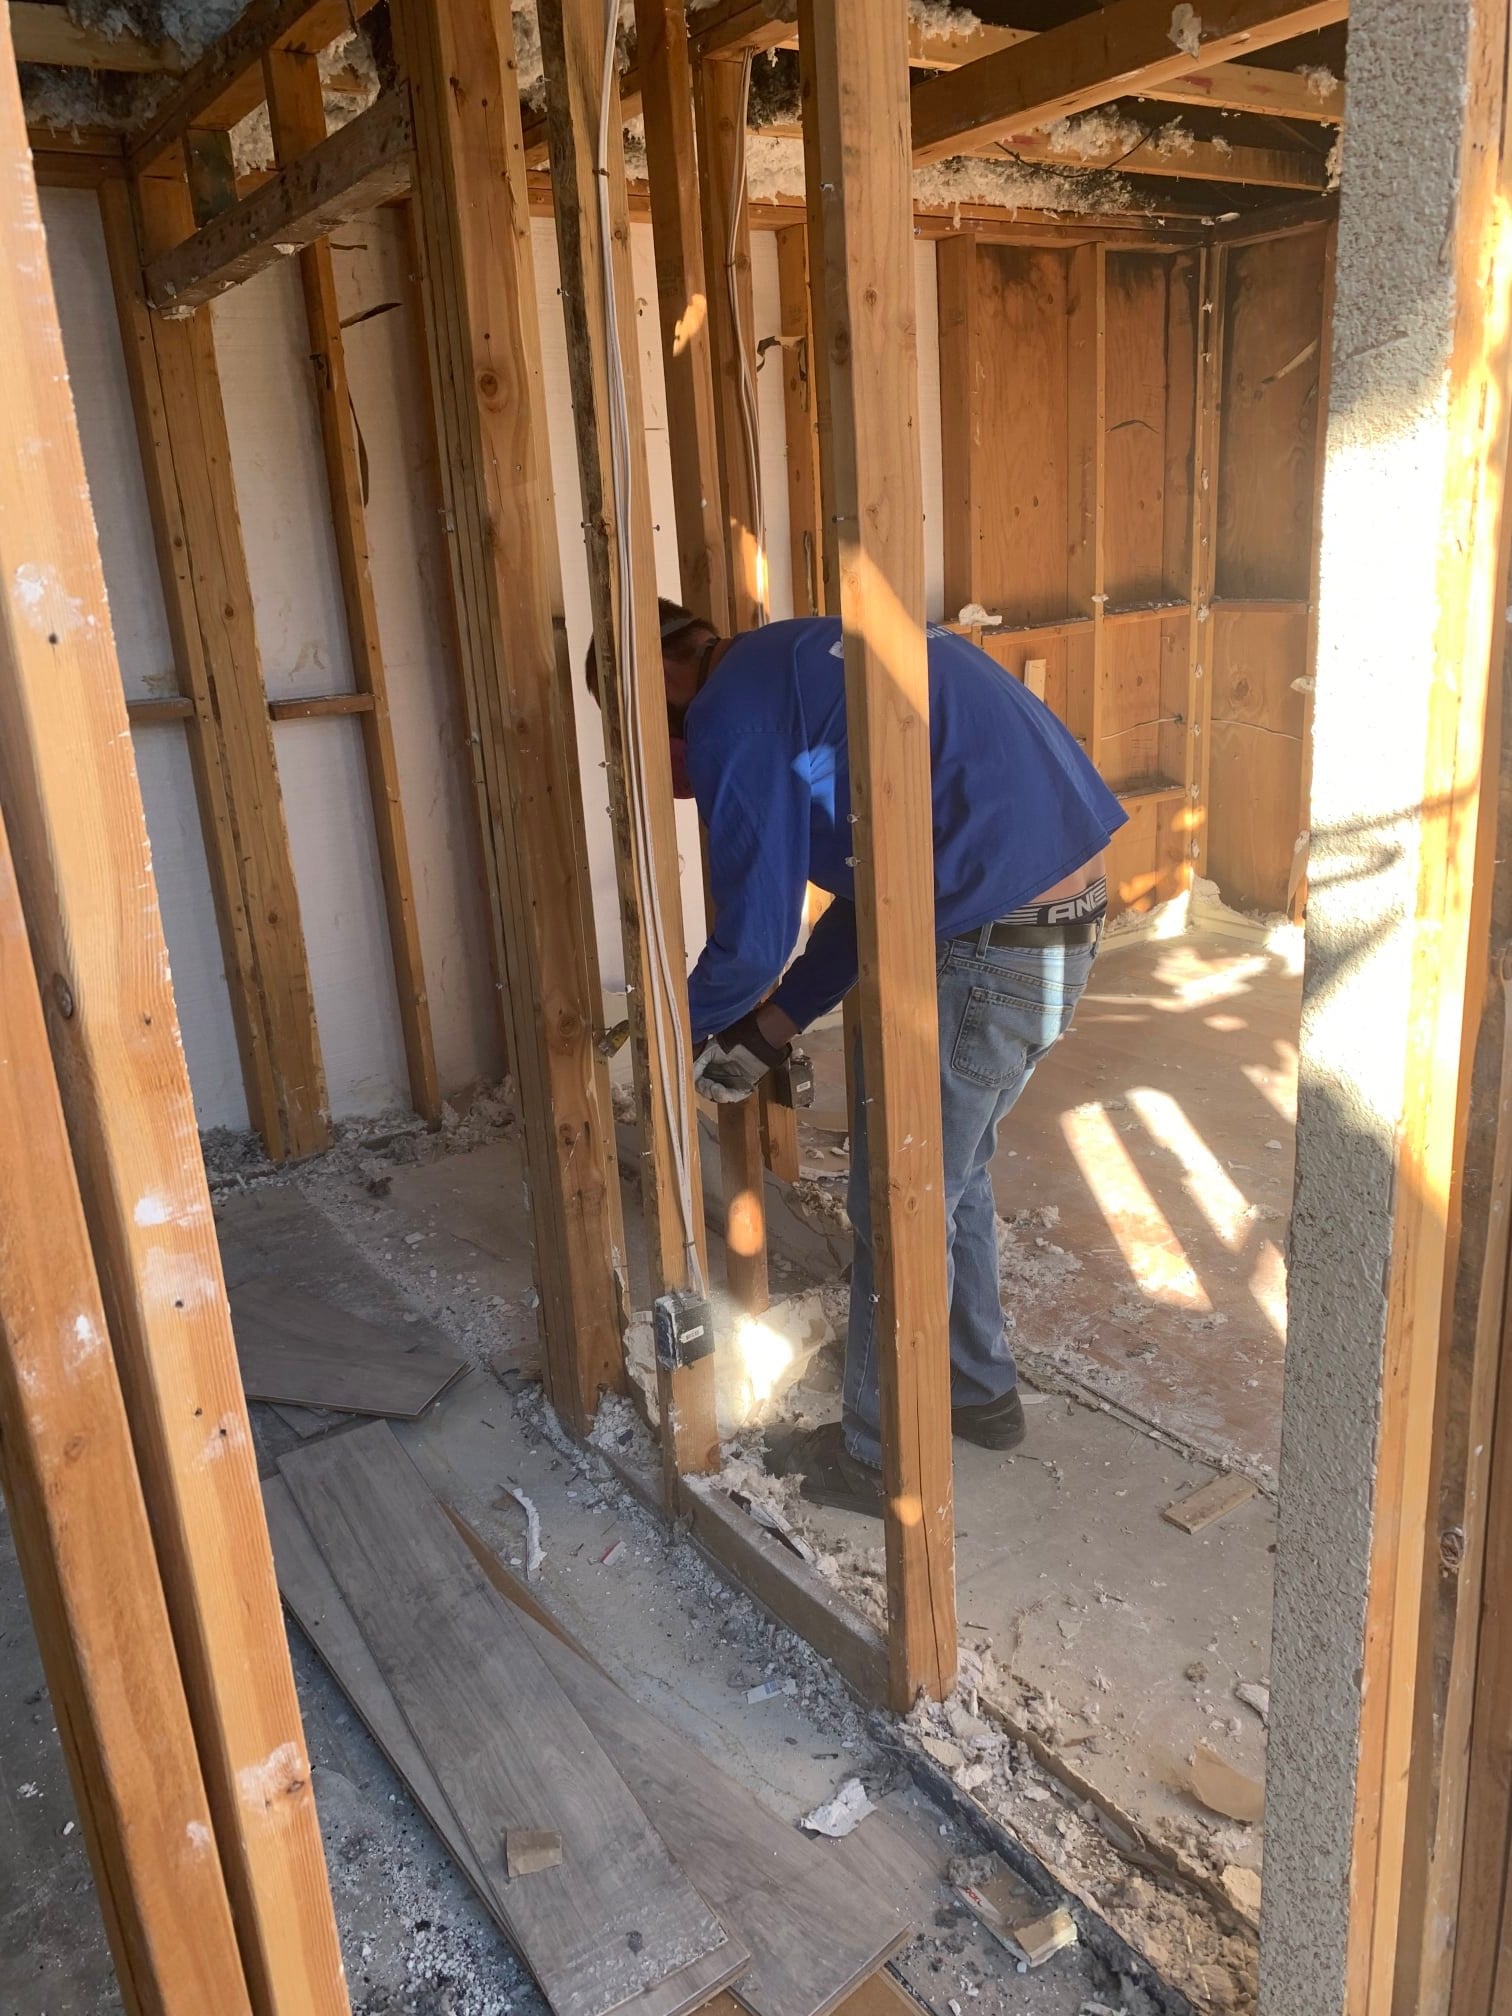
[
  {"left": 955, "top": 124, "right": 1327, "bottom": 191},
  {"left": 908, "top": 0, "right": 1349, "bottom": 167},
  {"left": 10, "top": 0, "right": 185, "bottom": 72},
  {"left": 685, "top": 0, "right": 1343, "bottom": 124}
]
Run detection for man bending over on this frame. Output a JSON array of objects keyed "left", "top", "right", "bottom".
[{"left": 589, "top": 603, "right": 1125, "bottom": 1518}]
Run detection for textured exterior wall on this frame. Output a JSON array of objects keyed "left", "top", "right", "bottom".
[{"left": 1263, "top": 2, "right": 1477, "bottom": 2010}]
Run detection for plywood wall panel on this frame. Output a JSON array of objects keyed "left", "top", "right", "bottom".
[
  {"left": 1206, "top": 605, "right": 1310, "bottom": 912},
  {"left": 1215, "top": 228, "right": 1328, "bottom": 602},
  {"left": 1103, "top": 254, "right": 1171, "bottom": 609},
  {"left": 1099, "top": 620, "right": 1166, "bottom": 787},
  {"left": 975, "top": 245, "right": 1070, "bottom": 624}
]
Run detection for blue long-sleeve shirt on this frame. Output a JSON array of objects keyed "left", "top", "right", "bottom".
[{"left": 683, "top": 617, "right": 1127, "bottom": 1041}]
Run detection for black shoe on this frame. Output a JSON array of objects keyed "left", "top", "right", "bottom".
[
  {"left": 952, "top": 1389, "right": 1026, "bottom": 1450},
  {"left": 768, "top": 1421, "right": 884, "bottom": 1518}
]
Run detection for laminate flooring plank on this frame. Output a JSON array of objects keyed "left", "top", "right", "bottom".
[
  {"left": 232, "top": 1276, "right": 464, "bottom": 1416},
  {"left": 271, "top": 1402, "right": 349, "bottom": 1438},
  {"left": 278, "top": 1423, "right": 727, "bottom": 2016},
  {"left": 263, "top": 1479, "right": 749, "bottom": 2016},
  {"left": 447, "top": 1510, "right": 917, "bottom": 2016}
]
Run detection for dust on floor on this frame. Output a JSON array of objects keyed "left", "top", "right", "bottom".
[
  {"left": 285, "top": 1119, "right": 1261, "bottom": 2013},
  {"left": 0, "top": 1108, "right": 1148, "bottom": 2016}
]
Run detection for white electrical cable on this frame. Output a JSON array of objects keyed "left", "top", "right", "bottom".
[
  {"left": 728, "top": 50, "right": 768, "bottom": 623},
  {"left": 597, "top": 3, "right": 705, "bottom": 1298}
]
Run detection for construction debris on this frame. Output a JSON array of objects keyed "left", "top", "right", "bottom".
[
  {"left": 1234, "top": 1681, "right": 1270, "bottom": 1726},
  {"left": 1221, "top": 1865, "right": 1262, "bottom": 1918},
  {"left": 494, "top": 1485, "right": 545, "bottom": 1581},
  {"left": 1162, "top": 1473, "right": 1258, "bottom": 1535},
  {"left": 1190, "top": 1745, "right": 1265, "bottom": 1826},
  {"left": 800, "top": 1778, "right": 875, "bottom": 1839},
  {"left": 745, "top": 1676, "right": 797, "bottom": 1704},
  {"left": 955, "top": 1862, "right": 1079, "bottom": 1968}
]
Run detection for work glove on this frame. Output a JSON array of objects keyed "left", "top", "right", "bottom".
[{"left": 693, "top": 1012, "right": 789, "bottom": 1104}]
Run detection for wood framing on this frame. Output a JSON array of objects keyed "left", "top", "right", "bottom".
[
  {"left": 1262, "top": 1, "right": 1512, "bottom": 2009},
  {"left": 389, "top": 0, "right": 626, "bottom": 1431},
  {"left": 184, "top": 125, "right": 238, "bottom": 221},
  {"left": 1185, "top": 245, "right": 1222, "bottom": 886},
  {"left": 0, "top": 822, "right": 253, "bottom": 2013},
  {"left": 774, "top": 222, "right": 824, "bottom": 618},
  {"left": 1157, "top": 60, "right": 1344, "bottom": 122},
  {"left": 128, "top": 0, "right": 380, "bottom": 167},
  {"left": 144, "top": 91, "right": 413, "bottom": 310},
  {"left": 691, "top": 51, "right": 803, "bottom": 1195},
  {"left": 0, "top": 42, "right": 346, "bottom": 2008},
  {"left": 974, "top": 126, "right": 1328, "bottom": 193},
  {"left": 9, "top": 0, "right": 186, "bottom": 70},
  {"left": 1065, "top": 241, "right": 1105, "bottom": 760},
  {"left": 797, "top": 0, "right": 839, "bottom": 612},
  {"left": 633, "top": 2, "right": 776, "bottom": 1308},
  {"left": 262, "top": 47, "right": 440, "bottom": 1129},
  {"left": 1205, "top": 225, "right": 1329, "bottom": 913},
  {"left": 762, "top": 110, "right": 1327, "bottom": 191},
  {"left": 694, "top": 52, "right": 764, "bottom": 633},
  {"left": 536, "top": 0, "right": 717, "bottom": 1483},
  {"left": 936, "top": 234, "right": 976, "bottom": 622},
  {"left": 908, "top": 0, "right": 1350, "bottom": 167},
  {"left": 1394, "top": 533, "right": 1512, "bottom": 2016},
  {"left": 104, "top": 167, "right": 331, "bottom": 1161},
  {"left": 686, "top": 0, "right": 1346, "bottom": 122},
  {"left": 803, "top": 0, "right": 957, "bottom": 1708},
  {"left": 633, "top": 0, "right": 730, "bottom": 632}
]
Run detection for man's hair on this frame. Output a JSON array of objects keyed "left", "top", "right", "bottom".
[{"left": 582, "top": 597, "right": 711, "bottom": 702}]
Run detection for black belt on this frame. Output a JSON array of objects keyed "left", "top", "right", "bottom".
[{"left": 956, "top": 918, "right": 1103, "bottom": 949}]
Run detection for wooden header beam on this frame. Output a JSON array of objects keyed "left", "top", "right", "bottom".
[
  {"left": 805, "top": 0, "right": 957, "bottom": 1710},
  {"left": 909, "top": 0, "right": 1349, "bottom": 167},
  {"left": 144, "top": 90, "right": 413, "bottom": 311}
]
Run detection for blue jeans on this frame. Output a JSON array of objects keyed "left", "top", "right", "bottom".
[{"left": 843, "top": 928, "right": 1097, "bottom": 1467}]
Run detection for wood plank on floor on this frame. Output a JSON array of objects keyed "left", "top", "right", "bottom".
[
  {"left": 1161, "top": 1471, "right": 1258, "bottom": 1534},
  {"left": 446, "top": 1510, "right": 917, "bottom": 2016},
  {"left": 262, "top": 1478, "right": 749, "bottom": 2016},
  {"left": 278, "top": 1422, "right": 728, "bottom": 2016},
  {"left": 231, "top": 1276, "right": 464, "bottom": 1416}
]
